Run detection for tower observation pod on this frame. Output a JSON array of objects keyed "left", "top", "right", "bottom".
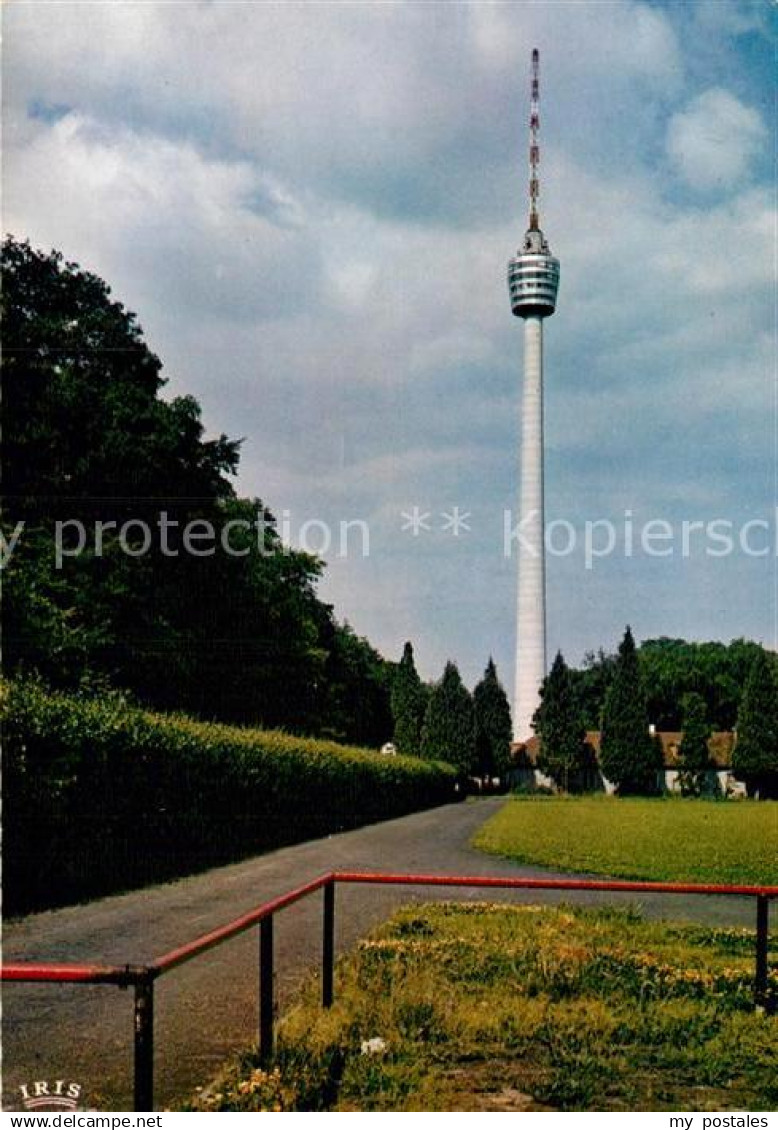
[{"left": 508, "top": 48, "right": 560, "bottom": 742}]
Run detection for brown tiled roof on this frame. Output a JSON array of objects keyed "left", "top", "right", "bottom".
[{"left": 512, "top": 731, "right": 735, "bottom": 770}]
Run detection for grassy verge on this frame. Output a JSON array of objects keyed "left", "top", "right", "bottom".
[
  {"left": 472, "top": 796, "right": 777, "bottom": 886},
  {"left": 191, "top": 902, "right": 777, "bottom": 1112}
]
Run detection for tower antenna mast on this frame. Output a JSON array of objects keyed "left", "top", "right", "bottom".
[{"left": 528, "top": 47, "right": 540, "bottom": 231}]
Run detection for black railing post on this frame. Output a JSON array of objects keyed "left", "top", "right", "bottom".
[
  {"left": 259, "top": 915, "right": 275, "bottom": 1064},
  {"left": 133, "top": 974, "right": 155, "bottom": 1112},
  {"left": 323, "top": 880, "right": 335, "bottom": 1008},
  {"left": 755, "top": 895, "right": 770, "bottom": 1012}
]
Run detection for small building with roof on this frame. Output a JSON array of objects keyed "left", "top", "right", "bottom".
[{"left": 511, "top": 731, "right": 746, "bottom": 797}]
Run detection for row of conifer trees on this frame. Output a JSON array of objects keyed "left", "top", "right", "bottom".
[
  {"left": 389, "top": 643, "right": 513, "bottom": 781},
  {"left": 534, "top": 626, "right": 778, "bottom": 797},
  {"left": 392, "top": 627, "right": 778, "bottom": 797}
]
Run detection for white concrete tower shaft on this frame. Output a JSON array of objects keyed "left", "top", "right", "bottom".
[
  {"left": 514, "top": 315, "right": 545, "bottom": 740},
  {"left": 507, "top": 48, "right": 560, "bottom": 741}
]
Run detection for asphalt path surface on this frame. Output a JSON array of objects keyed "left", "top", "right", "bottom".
[{"left": 2, "top": 798, "right": 764, "bottom": 1111}]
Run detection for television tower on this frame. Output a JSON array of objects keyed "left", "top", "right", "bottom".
[{"left": 508, "top": 48, "right": 560, "bottom": 741}]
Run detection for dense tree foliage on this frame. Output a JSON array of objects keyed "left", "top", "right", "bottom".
[
  {"left": 678, "top": 691, "right": 714, "bottom": 800},
  {"left": 473, "top": 658, "right": 512, "bottom": 780},
  {"left": 421, "top": 661, "right": 475, "bottom": 775},
  {"left": 534, "top": 651, "right": 590, "bottom": 792},
  {"left": 599, "top": 627, "right": 662, "bottom": 795},
  {"left": 1, "top": 237, "right": 392, "bottom": 741},
  {"left": 318, "top": 620, "right": 394, "bottom": 747},
  {"left": 572, "top": 637, "right": 769, "bottom": 731},
  {"left": 391, "top": 642, "right": 427, "bottom": 755},
  {"left": 677, "top": 692, "right": 712, "bottom": 797},
  {"left": 573, "top": 649, "right": 618, "bottom": 729},
  {"left": 732, "top": 653, "right": 778, "bottom": 799},
  {"left": 640, "top": 638, "right": 768, "bottom": 731}
]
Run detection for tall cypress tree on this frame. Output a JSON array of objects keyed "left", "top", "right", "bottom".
[
  {"left": 535, "top": 651, "right": 588, "bottom": 792},
  {"left": 677, "top": 691, "right": 711, "bottom": 797},
  {"left": 421, "top": 661, "right": 475, "bottom": 775},
  {"left": 599, "top": 627, "right": 661, "bottom": 795},
  {"left": 732, "top": 652, "right": 778, "bottom": 798},
  {"left": 473, "top": 658, "right": 513, "bottom": 781},
  {"left": 390, "top": 641, "right": 426, "bottom": 755}
]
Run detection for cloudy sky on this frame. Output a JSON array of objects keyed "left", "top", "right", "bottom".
[{"left": 4, "top": 0, "right": 775, "bottom": 690}]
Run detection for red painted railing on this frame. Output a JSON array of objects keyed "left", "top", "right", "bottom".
[
  {"left": 4, "top": 872, "right": 776, "bottom": 1112},
  {"left": 336, "top": 873, "right": 778, "bottom": 897},
  {"left": 153, "top": 873, "right": 330, "bottom": 974},
  {"left": 0, "top": 963, "right": 139, "bottom": 984}
]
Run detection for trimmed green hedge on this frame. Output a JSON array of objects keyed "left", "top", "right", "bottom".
[{"left": 2, "top": 680, "right": 456, "bottom": 915}]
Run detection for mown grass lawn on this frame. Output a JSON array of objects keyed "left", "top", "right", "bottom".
[
  {"left": 472, "top": 797, "right": 777, "bottom": 886},
  {"left": 191, "top": 903, "right": 777, "bottom": 1112}
]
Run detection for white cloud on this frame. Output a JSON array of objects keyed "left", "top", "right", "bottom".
[
  {"left": 4, "top": 0, "right": 684, "bottom": 225},
  {"left": 4, "top": 111, "right": 313, "bottom": 328},
  {"left": 666, "top": 88, "right": 767, "bottom": 192},
  {"left": 2, "top": 0, "right": 774, "bottom": 682}
]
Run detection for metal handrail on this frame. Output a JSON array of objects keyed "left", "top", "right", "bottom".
[
  {"left": 153, "top": 873, "right": 331, "bottom": 975},
  {"left": 0, "top": 963, "right": 140, "bottom": 985},
  {"left": 3, "top": 871, "right": 776, "bottom": 1111},
  {"left": 335, "top": 872, "right": 778, "bottom": 897}
]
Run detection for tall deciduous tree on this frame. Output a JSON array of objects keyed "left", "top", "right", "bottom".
[
  {"left": 732, "top": 653, "right": 778, "bottom": 798},
  {"left": 569, "top": 637, "right": 769, "bottom": 732},
  {"left": 473, "top": 658, "right": 512, "bottom": 781},
  {"left": 421, "top": 661, "right": 475, "bottom": 774},
  {"left": 319, "top": 621, "right": 393, "bottom": 748},
  {"left": 599, "top": 627, "right": 661, "bottom": 795},
  {"left": 534, "top": 651, "right": 588, "bottom": 792},
  {"left": 0, "top": 237, "right": 392, "bottom": 742},
  {"left": 575, "top": 647, "right": 618, "bottom": 729},
  {"left": 391, "top": 642, "right": 427, "bottom": 755},
  {"left": 677, "top": 692, "right": 711, "bottom": 797}
]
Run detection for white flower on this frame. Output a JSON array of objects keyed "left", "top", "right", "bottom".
[{"left": 360, "top": 1037, "right": 387, "bottom": 1055}]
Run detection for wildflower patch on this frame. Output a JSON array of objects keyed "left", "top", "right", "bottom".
[{"left": 191, "top": 902, "right": 777, "bottom": 1112}]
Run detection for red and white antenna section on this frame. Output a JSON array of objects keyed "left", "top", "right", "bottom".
[{"left": 529, "top": 47, "right": 540, "bottom": 231}]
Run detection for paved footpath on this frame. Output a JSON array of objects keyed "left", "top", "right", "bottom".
[{"left": 2, "top": 798, "right": 763, "bottom": 1111}]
